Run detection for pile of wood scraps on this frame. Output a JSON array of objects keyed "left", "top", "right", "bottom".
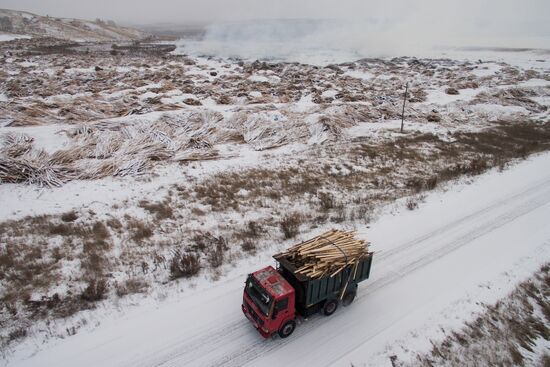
[{"left": 279, "top": 229, "right": 369, "bottom": 279}]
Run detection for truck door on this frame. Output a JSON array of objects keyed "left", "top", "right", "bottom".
[
  {"left": 273, "top": 297, "right": 288, "bottom": 320},
  {"left": 273, "top": 297, "right": 297, "bottom": 338}
]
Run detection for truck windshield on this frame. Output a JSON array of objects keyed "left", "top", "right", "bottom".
[{"left": 245, "top": 276, "right": 272, "bottom": 317}]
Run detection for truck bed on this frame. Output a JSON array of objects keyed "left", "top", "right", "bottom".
[{"left": 275, "top": 252, "right": 373, "bottom": 316}]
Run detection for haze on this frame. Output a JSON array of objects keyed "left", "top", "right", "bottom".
[
  {"left": 1, "top": 0, "right": 549, "bottom": 52},
  {"left": 0, "top": 0, "right": 548, "bottom": 29}
]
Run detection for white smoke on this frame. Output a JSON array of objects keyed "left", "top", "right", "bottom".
[
  {"left": 176, "top": 19, "right": 426, "bottom": 65},
  {"left": 175, "top": 13, "right": 550, "bottom": 65}
]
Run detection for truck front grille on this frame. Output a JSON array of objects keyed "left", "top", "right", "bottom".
[{"left": 246, "top": 302, "right": 264, "bottom": 326}]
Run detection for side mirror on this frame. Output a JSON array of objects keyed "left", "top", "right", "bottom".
[{"left": 271, "top": 309, "right": 278, "bottom": 320}]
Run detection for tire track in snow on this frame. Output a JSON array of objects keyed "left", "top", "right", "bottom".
[
  {"left": 244, "top": 182, "right": 550, "bottom": 367},
  {"left": 131, "top": 178, "right": 550, "bottom": 367},
  {"left": 374, "top": 177, "right": 550, "bottom": 262}
]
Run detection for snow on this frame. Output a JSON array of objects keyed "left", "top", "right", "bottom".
[
  {"left": 20, "top": 12, "right": 35, "bottom": 20},
  {"left": 376, "top": 74, "right": 393, "bottom": 80},
  {"left": 1, "top": 125, "right": 71, "bottom": 154},
  {"left": 344, "top": 70, "right": 374, "bottom": 80},
  {"left": 63, "top": 67, "right": 95, "bottom": 74},
  {"left": 160, "top": 93, "right": 199, "bottom": 104},
  {"left": 0, "top": 93, "right": 8, "bottom": 102},
  {"left": 0, "top": 136, "right": 310, "bottom": 221},
  {"left": 18, "top": 61, "right": 39, "bottom": 68},
  {"left": 532, "top": 96, "right": 550, "bottom": 108},
  {"left": 139, "top": 91, "right": 159, "bottom": 101},
  {"left": 424, "top": 87, "right": 482, "bottom": 105},
  {"left": 8, "top": 151, "right": 550, "bottom": 367},
  {"left": 470, "top": 103, "right": 530, "bottom": 116},
  {"left": 1, "top": 35, "right": 549, "bottom": 366},
  {"left": 518, "top": 78, "right": 550, "bottom": 88},
  {"left": 321, "top": 89, "right": 339, "bottom": 98},
  {"left": 45, "top": 92, "right": 94, "bottom": 103},
  {"left": 30, "top": 67, "right": 56, "bottom": 77},
  {"left": 346, "top": 119, "right": 445, "bottom": 139},
  {"left": 136, "top": 83, "right": 162, "bottom": 92},
  {"left": 247, "top": 74, "right": 281, "bottom": 84},
  {"left": 471, "top": 62, "right": 502, "bottom": 77},
  {"left": 0, "top": 34, "right": 31, "bottom": 42}
]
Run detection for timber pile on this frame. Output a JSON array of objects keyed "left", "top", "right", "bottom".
[{"left": 279, "top": 229, "right": 369, "bottom": 279}]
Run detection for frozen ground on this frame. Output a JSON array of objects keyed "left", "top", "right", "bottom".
[
  {"left": 7, "top": 150, "right": 550, "bottom": 367},
  {"left": 0, "top": 34, "right": 31, "bottom": 42},
  {"left": 1, "top": 35, "right": 550, "bottom": 366}
]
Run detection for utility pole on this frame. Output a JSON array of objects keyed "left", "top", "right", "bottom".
[{"left": 400, "top": 82, "right": 409, "bottom": 133}]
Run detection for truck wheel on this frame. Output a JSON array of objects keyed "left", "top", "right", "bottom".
[
  {"left": 342, "top": 291, "right": 356, "bottom": 306},
  {"left": 323, "top": 299, "right": 338, "bottom": 316},
  {"left": 278, "top": 320, "right": 296, "bottom": 338}
]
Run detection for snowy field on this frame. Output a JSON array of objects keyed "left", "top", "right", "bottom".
[
  {"left": 1, "top": 33, "right": 550, "bottom": 366},
  {"left": 8, "top": 150, "right": 550, "bottom": 367}
]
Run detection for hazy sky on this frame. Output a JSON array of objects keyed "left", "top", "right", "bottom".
[
  {"left": 1, "top": 0, "right": 549, "bottom": 31},
  {"left": 1, "top": 0, "right": 549, "bottom": 50}
]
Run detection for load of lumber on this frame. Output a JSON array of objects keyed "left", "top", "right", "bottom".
[{"left": 279, "top": 229, "right": 369, "bottom": 279}]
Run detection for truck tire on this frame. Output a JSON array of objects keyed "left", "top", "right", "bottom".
[
  {"left": 342, "top": 291, "right": 356, "bottom": 306},
  {"left": 323, "top": 299, "right": 338, "bottom": 316},
  {"left": 278, "top": 320, "right": 296, "bottom": 338}
]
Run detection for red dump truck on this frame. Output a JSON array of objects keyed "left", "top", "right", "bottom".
[{"left": 242, "top": 232, "right": 373, "bottom": 338}]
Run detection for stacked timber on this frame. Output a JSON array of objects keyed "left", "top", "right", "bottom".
[{"left": 279, "top": 229, "right": 369, "bottom": 279}]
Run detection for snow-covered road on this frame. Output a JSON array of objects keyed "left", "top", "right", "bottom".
[{"left": 11, "top": 153, "right": 550, "bottom": 367}]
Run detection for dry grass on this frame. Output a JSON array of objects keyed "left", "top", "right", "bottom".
[
  {"left": 61, "top": 211, "right": 79, "bottom": 222},
  {"left": 241, "top": 240, "right": 257, "bottom": 254},
  {"left": 408, "top": 264, "right": 550, "bottom": 367},
  {"left": 1, "top": 119, "right": 550, "bottom": 352},
  {"left": 127, "top": 218, "right": 153, "bottom": 243},
  {"left": 80, "top": 279, "right": 109, "bottom": 302},
  {"left": 139, "top": 200, "right": 174, "bottom": 220},
  {"left": 115, "top": 278, "right": 149, "bottom": 297},
  {"left": 279, "top": 213, "right": 303, "bottom": 239},
  {"left": 2, "top": 41, "right": 549, "bottom": 351}
]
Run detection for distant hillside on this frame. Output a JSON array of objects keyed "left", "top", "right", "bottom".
[{"left": 0, "top": 8, "right": 147, "bottom": 42}]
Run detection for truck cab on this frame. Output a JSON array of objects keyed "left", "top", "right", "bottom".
[{"left": 242, "top": 266, "right": 296, "bottom": 338}]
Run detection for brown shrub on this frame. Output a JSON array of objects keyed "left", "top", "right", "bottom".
[
  {"left": 427, "top": 113, "right": 441, "bottom": 122},
  {"left": 115, "top": 278, "right": 149, "bottom": 297},
  {"left": 406, "top": 198, "right": 418, "bottom": 210},
  {"left": 207, "top": 237, "right": 227, "bottom": 269},
  {"left": 406, "top": 177, "right": 425, "bottom": 193},
  {"left": 241, "top": 240, "right": 256, "bottom": 253},
  {"left": 318, "top": 191, "right": 335, "bottom": 211},
  {"left": 61, "top": 211, "right": 78, "bottom": 222},
  {"left": 106, "top": 218, "right": 122, "bottom": 230},
  {"left": 169, "top": 250, "right": 201, "bottom": 279},
  {"left": 245, "top": 221, "right": 262, "bottom": 238},
  {"left": 280, "top": 213, "right": 303, "bottom": 239},
  {"left": 80, "top": 278, "right": 108, "bottom": 302},
  {"left": 426, "top": 176, "right": 438, "bottom": 190},
  {"left": 49, "top": 223, "right": 73, "bottom": 236},
  {"left": 127, "top": 219, "right": 153, "bottom": 242},
  {"left": 139, "top": 200, "right": 174, "bottom": 220},
  {"left": 92, "top": 222, "right": 110, "bottom": 241},
  {"left": 469, "top": 158, "right": 489, "bottom": 175},
  {"left": 81, "top": 252, "right": 109, "bottom": 276},
  {"left": 445, "top": 87, "right": 459, "bottom": 95},
  {"left": 187, "top": 232, "right": 228, "bottom": 268},
  {"left": 83, "top": 236, "right": 111, "bottom": 253}
]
